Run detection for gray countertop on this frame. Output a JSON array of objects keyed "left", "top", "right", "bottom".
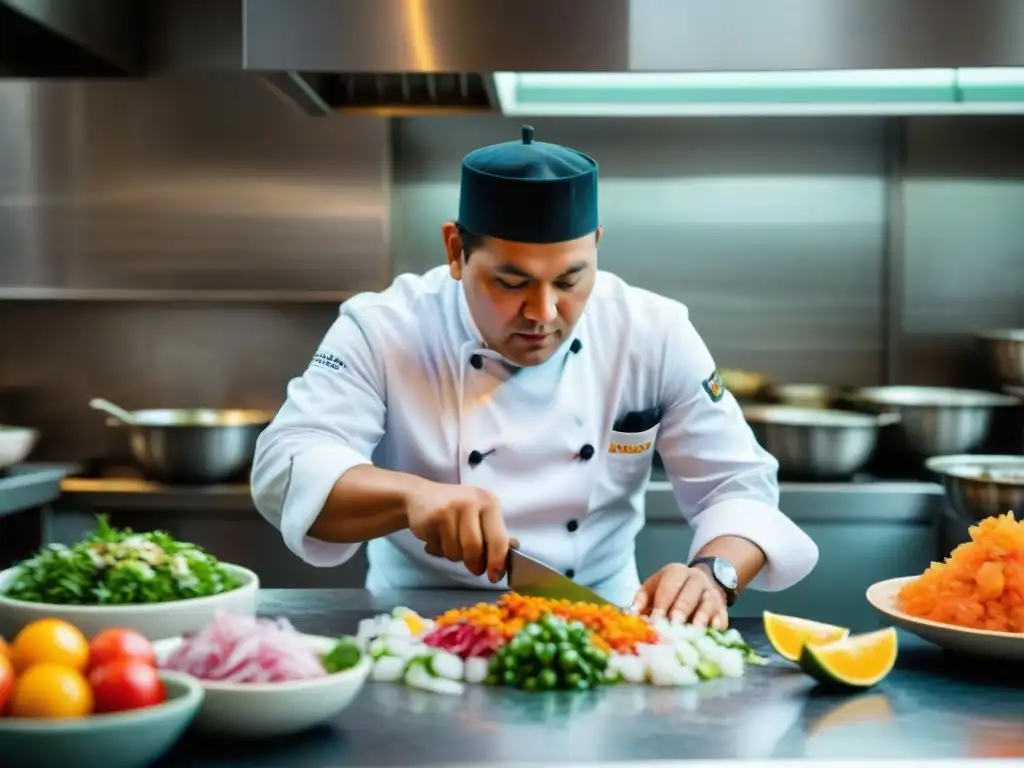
[{"left": 155, "top": 589, "right": 1024, "bottom": 767}]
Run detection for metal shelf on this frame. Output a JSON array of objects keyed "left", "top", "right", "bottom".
[{"left": 0, "top": 287, "right": 360, "bottom": 303}]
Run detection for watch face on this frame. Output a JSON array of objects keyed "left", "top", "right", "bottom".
[{"left": 712, "top": 559, "right": 739, "bottom": 591}]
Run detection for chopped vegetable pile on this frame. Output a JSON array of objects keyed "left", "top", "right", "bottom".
[
  {"left": 2, "top": 516, "right": 243, "bottom": 606},
  {"left": 434, "top": 593, "right": 660, "bottom": 654},
  {"left": 487, "top": 614, "right": 609, "bottom": 690},
  {"left": 898, "top": 511, "right": 1024, "bottom": 633},
  {"left": 352, "top": 598, "right": 767, "bottom": 695},
  {"left": 161, "top": 613, "right": 362, "bottom": 683}
]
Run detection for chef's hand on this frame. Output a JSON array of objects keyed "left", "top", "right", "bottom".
[
  {"left": 630, "top": 563, "right": 729, "bottom": 630},
  {"left": 406, "top": 482, "right": 517, "bottom": 583}
]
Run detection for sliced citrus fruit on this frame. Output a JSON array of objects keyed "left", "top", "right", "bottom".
[
  {"left": 762, "top": 611, "right": 849, "bottom": 662},
  {"left": 799, "top": 627, "right": 898, "bottom": 689}
]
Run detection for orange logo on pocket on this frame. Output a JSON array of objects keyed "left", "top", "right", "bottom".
[{"left": 608, "top": 441, "right": 653, "bottom": 455}]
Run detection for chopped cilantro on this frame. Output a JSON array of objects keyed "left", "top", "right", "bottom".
[{"left": 2, "top": 515, "right": 243, "bottom": 605}]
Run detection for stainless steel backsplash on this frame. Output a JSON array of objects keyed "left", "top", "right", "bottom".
[
  {"left": 0, "top": 78, "right": 1021, "bottom": 463},
  {"left": 393, "top": 115, "right": 889, "bottom": 386}
]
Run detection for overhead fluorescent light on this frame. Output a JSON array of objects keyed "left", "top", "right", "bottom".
[
  {"left": 493, "top": 69, "right": 1024, "bottom": 117},
  {"left": 957, "top": 67, "right": 1024, "bottom": 102}
]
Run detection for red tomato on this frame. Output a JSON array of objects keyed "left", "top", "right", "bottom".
[
  {"left": 88, "top": 659, "right": 166, "bottom": 714},
  {"left": 88, "top": 629, "right": 157, "bottom": 673},
  {"left": 0, "top": 654, "right": 13, "bottom": 714}
]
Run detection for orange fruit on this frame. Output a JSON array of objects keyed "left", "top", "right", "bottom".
[
  {"left": 763, "top": 611, "right": 849, "bottom": 662},
  {"left": 799, "top": 627, "right": 899, "bottom": 688},
  {"left": 10, "top": 618, "right": 90, "bottom": 674},
  {"left": 9, "top": 663, "right": 94, "bottom": 718}
]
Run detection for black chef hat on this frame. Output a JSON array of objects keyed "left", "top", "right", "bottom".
[{"left": 458, "top": 125, "right": 599, "bottom": 245}]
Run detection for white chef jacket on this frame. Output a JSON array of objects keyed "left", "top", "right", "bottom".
[{"left": 251, "top": 266, "right": 819, "bottom": 606}]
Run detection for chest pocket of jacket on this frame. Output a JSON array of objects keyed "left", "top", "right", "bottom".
[{"left": 603, "top": 424, "right": 660, "bottom": 492}]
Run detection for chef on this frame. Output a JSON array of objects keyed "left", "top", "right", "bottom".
[{"left": 251, "top": 125, "right": 818, "bottom": 628}]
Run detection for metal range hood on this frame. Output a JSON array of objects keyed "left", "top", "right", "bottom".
[
  {"left": 7, "top": 0, "right": 1024, "bottom": 116},
  {"left": 148, "top": 0, "right": 501, "bottom": 116},
  {"left": 168, "top": 0, "right": 1024, "bottom": 117},
  {"left": 0, "top": 0, "right": 144, "bottom": 77}
]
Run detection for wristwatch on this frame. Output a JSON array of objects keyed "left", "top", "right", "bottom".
[{"left": 690, "top": 556, "right": 739, "bottom": 607}]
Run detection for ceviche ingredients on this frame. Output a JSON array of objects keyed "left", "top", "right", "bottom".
[
  {"left": 350, "top": 599, "right": 768, "bottom": 695},
  {"left": 161, "top": 613, "right": 363, "bottom": 683},
  {"left": 423, "top": 622, "right": 505, "bottom": 659},
  {"left": 626, "top": 617, "right": 767, "bottom": 686},
  {"left": 434, "top": 593, "right": 659, "bottom": 654},
  {"left": 487, "top": 614, "right": 610, "bottom": 691},
  {"left": 898, "top": 511, "right": 1024, "bottom": 633},
  {"left": 1, "top": 617, "right": 166, "bottom": 718},
  {"left": 2, "top": 515, "right": 243, "bottom": 605}
]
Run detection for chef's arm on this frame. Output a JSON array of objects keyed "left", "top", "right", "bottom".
[
  {"left": 307, "top": 464, "right": 427, "bottom": 543},
  {"left": 252, "top": 310, "right": 397, "bottom": 566},
  {"left": 653, "top": 308, "right": 819, "bottom": 592},
  {"left": 690, "top": 535, "right": 766, "bottom": 592}
]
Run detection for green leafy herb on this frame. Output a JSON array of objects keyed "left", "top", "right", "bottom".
[
  {"left": 2, "top": 514, "right": 243, "bottom": 606},
  {"left": 322, "top": 637, "right": 363, "bottom": 673}
]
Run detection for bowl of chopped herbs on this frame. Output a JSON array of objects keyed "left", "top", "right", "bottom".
[{"left": 0, "top": 516, "right": 258, "bottom": 641}]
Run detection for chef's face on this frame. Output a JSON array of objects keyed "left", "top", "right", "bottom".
[{"left": 443, "top": 223, "right": 602, "bottom": 366}]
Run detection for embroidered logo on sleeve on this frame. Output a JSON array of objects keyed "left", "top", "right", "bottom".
[
  {"left": 701, "top": 369, "right": 725, "bottom": 403},
  {"left": 311, "top": 350, "right": 346, "bottom": 372}
]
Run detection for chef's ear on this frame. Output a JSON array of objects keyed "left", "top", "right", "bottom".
[
  {"left": 595, "top": 225, "right": 604, "bottom": 246},
  {"left": 441, "top": 221, "right": 464, "bottom": 280}
]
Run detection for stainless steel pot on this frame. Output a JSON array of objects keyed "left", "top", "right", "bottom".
[
  {"left": 976, "top": 329, "right": 1024, "bottom": 387},
  {"left": 742, "top": 405, "right": 898, "bottom": 479},
  {"left": 846, "top": 386, "right": 1020, "bottom": 458},
  {"left": 926, "top": 454, "right": 1024, "bottom": 525},
  {"left": 113, "top": 408, "right": 273, "bottom": 485}
]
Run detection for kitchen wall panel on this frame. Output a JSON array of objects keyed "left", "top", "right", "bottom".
[
  {"left": 392, "top": 115, "right": 889, "bottom": 386},
  {"left": 898, "top": 117, "right": 1024, "bottom": 387},
  {"left": 0, "top": 77, "right": 390, "bottom": 295},
  {"left": 0, "top": 77, "right": 390, "bottom": 462},
  {"left": 0, "top": 301, "right": 338, "bottom": 462}
]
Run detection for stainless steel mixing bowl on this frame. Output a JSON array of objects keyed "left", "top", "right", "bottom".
[
  {"left": 742, "top": 405, "right": 898, "bottom": 479},
  {"left": 846, "top": 386, "right": 1020, "bottom": 458},
  {"left": 926, "top": 454, "right": 1024, "bottom": 525},
  {"left": 116, "top": 408, "right": 274, "bottom": 485}
]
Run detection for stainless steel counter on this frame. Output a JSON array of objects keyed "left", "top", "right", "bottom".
[{"left": 151, "top": 589, "right": 1024, "bottom": 766}]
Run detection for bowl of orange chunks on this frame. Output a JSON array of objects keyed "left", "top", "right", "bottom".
[
  {"left": 762, "top": 611, "right": 899, "bottom": 690},
  {"left": 866, "top": 511, "right": 1024, "bottom": 661},
  {"left": 0, "top": 618, "right": 203, "bottom": 768}
]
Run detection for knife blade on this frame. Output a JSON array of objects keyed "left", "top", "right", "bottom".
[{"left": 505, "top": 547, "right": 614, "bottom": 606}]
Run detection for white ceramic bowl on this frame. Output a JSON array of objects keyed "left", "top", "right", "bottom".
[
  {"left": 866, "top": 576, "right": 1024, "bottom": 661},
  {"left": 0, "top": 563, "right": 259, "bottom": 641},
  {"left": 153, "top": 634, "right": 372, "bottom": 738},
  {"left": 0, "top": 426, "right": 39, "bottom": 470}
]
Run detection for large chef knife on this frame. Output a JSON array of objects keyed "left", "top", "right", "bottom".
[{"left": 505, "top": 547, "right": 614, "bottom": 606}]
